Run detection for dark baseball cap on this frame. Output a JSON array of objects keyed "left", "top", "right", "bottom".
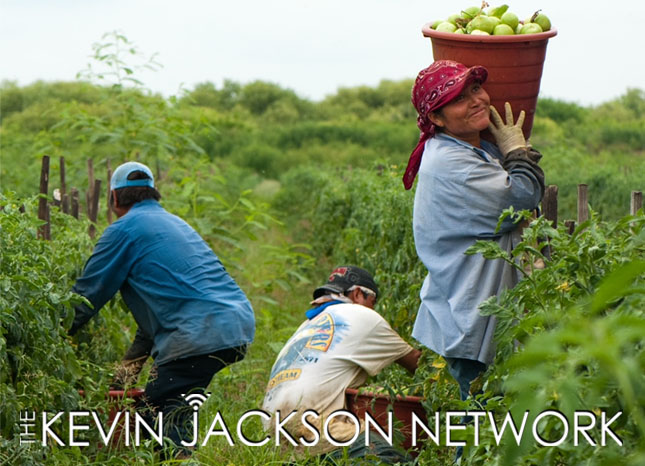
[{"left": 313, "top": 266, "right": 379, "bottom": 300}]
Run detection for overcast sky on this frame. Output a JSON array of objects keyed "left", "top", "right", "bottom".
[{"left": 1, "top": 0, "right": 643, "bottom": 106}]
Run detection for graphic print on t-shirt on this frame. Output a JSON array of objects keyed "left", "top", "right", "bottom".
[{"left": 267, "top": 312, "right": 347, "bottom": 389}]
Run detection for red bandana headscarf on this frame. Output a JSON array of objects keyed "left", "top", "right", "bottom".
[{"left": 403, "top": 60, "right": 488, "bottom": 190}]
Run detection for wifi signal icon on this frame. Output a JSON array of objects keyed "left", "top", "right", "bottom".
[{"left": 183, "top": 392, "right": 211, "bottom": 411}]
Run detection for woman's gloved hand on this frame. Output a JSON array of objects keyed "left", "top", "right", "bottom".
[
  {"left": 488, "top": 102, "right": 527, "bottom": 157},
  {"left": 488, "top": 102, "right": 546, "bottom": 199}
]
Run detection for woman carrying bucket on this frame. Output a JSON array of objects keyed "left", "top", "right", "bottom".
[{"left": 403, "top": 60, "right": 545, "bottom": 402}]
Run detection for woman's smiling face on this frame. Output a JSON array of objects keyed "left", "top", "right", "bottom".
[{"left": 429, "top": 81, "right": 491, "bottom": 146}]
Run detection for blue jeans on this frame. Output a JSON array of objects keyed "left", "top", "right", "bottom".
[
  {"left": 444, "top": 357, "right": 487, "bottom": 401},
  {"left": 444, "top": 357, "right": 487, "bottom": 462},
  {"left": 140, "top": 346, "right": 246, "bottom": 454}
]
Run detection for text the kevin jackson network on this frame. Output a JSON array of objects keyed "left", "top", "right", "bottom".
[{"left": 20, "top": 408, "right": 623, "bottom": 448}]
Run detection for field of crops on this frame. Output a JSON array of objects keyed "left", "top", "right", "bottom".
[{"left": 1, "top": 37, "right": 644, "bottom": 464}]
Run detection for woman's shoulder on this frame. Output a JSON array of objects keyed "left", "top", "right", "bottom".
[
  {"left": 424, "top": 135, "right": 479, "bottom": 171},
  {"left": 427, "top": 135, "right": 501, "bottom": 165}
]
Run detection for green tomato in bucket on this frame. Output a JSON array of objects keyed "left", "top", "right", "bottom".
[
  {"left": 501, "top": 11, "right": 519, "bottom": 30},
  {"left": 466, "top": 15, "right": 498, "bottom": 34},
  {"left": 493, "top": 23, "right": 515, "bottom": 35},
  {"left": 534, "top": 13, "right": 551, "bottom": 31},
  {"left": 520, "top": 22, "right": 543, "bottom": 34},
  {"left": 461, "top": 6, "right": 482, "bottom": 19},
  {"left": 487, "top": 4, "right": 509, "bottom": 18},
  {"left": 447, "top": 13, "right": 460, "bottom": 25},
  {"left": 436, "top": 21, "right": 457, "bottom": 33}
]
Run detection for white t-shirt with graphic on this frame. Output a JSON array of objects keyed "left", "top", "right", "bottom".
[{"left": 262, "top": 302, "right": 414, "bottom": 453}]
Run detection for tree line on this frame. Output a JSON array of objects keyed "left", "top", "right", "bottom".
[{"left": 1, "top": 79, "right": 643, "bottom": 219}]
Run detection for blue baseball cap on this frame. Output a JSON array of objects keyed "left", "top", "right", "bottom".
[{"left": 110, "top": 162, "right": 154, "bottom": 190}]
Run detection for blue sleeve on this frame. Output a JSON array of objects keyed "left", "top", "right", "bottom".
[{"left": 69, "top": 225, "right": 135, "bottom": 334}]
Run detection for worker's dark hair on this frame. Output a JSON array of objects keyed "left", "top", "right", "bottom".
[{"left": 111, "top": 171, "right": 161, "bottom": 208}]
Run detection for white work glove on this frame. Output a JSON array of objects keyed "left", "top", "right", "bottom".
[{"left": 488, "top": 102, "right": 527, "bottom": 157}]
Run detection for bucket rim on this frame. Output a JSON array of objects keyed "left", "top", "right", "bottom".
[
  {"left": 345, "top": 387, "right": 425, "bottom": 404},
  {"left": 422, "top": 24, "right": 557, "bottom": 43}
]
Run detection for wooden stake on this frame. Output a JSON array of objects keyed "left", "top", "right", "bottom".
[
  {"left": 577, "top": 184, "right": 589, "bottom": 224},
  {"left": 62, "top": 193, "right": 70, "bottom": 214},
  {"left": 631, "top": 191, "right": 643, "bottom": 215},
  {"left": 38, "top": 155, "right": 51, "bottom": 240},
  {"left": 538, "top": 185, "right": 558, "bottom": 260},
  {"left": 60, "top": 157, "right": 66, "bottom": 194},
  {"left": 60, "top": 156, "right": 69, "bottom": 214},
  {"left": 86, "top": 159, "right": 94, "bottom": 217},
  {"left": 71, "top": 188, "right": 79, "bottom": 219},
  {"left": 542, "top": 185, "right": 558, "bottom": 227},
  {"left": 88, "top": 179, "right": 101, "bottom": 239}
]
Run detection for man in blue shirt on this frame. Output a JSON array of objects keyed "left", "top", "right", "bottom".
[{"left": 69, "top": 161, "right": 255, "bottom": 453}]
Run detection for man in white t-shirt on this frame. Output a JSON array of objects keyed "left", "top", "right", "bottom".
[{"left": 262, "top": 266, "right": 421, "bottom": 462}]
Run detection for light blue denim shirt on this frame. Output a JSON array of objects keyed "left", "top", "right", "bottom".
[
  {"left": 411, "top": 133, "right": 543, "bottom": 364},
  {"left": 72, "top": 200, "right": 255, "bottom": 365}
]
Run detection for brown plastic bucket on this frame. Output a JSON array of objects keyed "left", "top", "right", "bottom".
[
  {"left": 422, "top": 24, "right": 557, "bottom": 140},
  {"left": 345, "top": 388, "right": 427, "bottom": 454},
  {"left": 78, "top": 388, "right": 147, "bottom": 448}
]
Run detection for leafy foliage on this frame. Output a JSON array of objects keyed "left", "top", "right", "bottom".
[
  {"left": 3, "top": 64, "right": 643, "bottom": 220},
  {"left": 0, "top": 194, "right": 133, "bottom": 441},
  {"left": 457, "top": 209, "right": 645, "bottom": 465},
  {"left": 0, "top": 34, "right": 315, "bottom": 464},
  {"left": 1, "top": 30, "right": 644, "bottom": 465},
  {"left": 273, "top": 163, "right": 425, "bottom": 339},
  {"left": 278, "top": 163, "right": 645, "bottom": 464},
  {"left": 76, "top": 30, "right": 162, "bottom": 89}
]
